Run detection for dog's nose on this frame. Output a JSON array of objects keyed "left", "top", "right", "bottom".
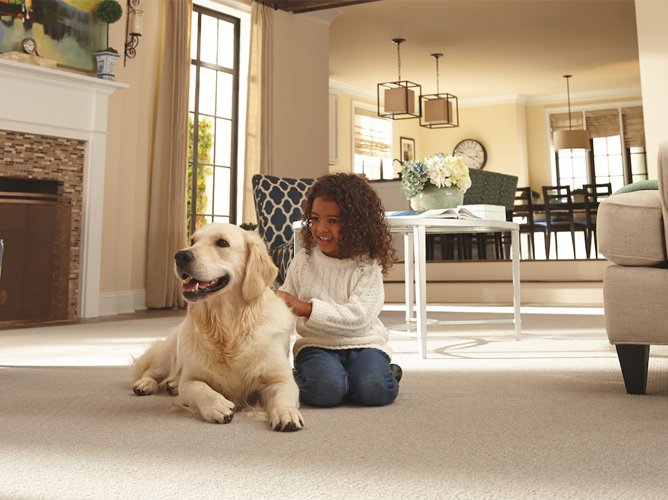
[{"left": 175, "top": 250, "right": 193, "bottom": 266}]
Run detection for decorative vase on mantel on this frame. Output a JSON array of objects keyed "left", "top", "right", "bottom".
[
  {"left": 410, "top": 184, "right": 464, "bottom": 211},
  {"left": 94, "top": 50, "right": 120, "bottom": 80}
]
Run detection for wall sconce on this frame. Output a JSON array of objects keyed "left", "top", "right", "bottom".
[{"left": 124, "top": 0, "right": 143, "bottom": 66}]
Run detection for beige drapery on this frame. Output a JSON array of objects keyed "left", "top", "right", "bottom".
[
  {"left": 145, "top": 0, "right": 192, "bottom": 309},
  {"left": 242, "top": 1, "right": 273, "bottom": 223}
]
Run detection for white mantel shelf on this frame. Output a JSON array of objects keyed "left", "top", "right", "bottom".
[{"left": 0, "top": 58, "right": 128, "bottom": 318}]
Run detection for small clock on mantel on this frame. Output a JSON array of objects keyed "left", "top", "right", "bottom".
[
  {"left": 453, "top": 138, "right": 487, "bottom": 170},
  {"left": 21, "top": 37, "right": 38, "bottom": 56}
]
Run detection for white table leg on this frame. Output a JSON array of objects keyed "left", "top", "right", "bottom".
[
  {"left": 414, "top": 225, "right": 427, "bottom": 358},
  {"left": 403, "top": 231, "right": 414, "bottom": 324},
  {"left": 511, "top": 228, "right": 522, "bottom": 340}
]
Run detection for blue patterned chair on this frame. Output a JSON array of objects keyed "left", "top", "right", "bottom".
[{"left": 252, "top": 174, "right": 315, "bottom": 284}]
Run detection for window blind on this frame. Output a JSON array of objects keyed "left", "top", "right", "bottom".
[
  {"left": 622, "top": 106, "right": 645, "bottom": 148},
  {"left": 549, "top": 111, "right": 585, "bottom": 133},
  {"left": 353, "top": 107, "right": 391, "bottom": 158},
  {"left": 549, "top": 106, "right": 645, "bottom": 147},
  {"left": 585, "top": 109, "right": 619, "bottom": 138}
]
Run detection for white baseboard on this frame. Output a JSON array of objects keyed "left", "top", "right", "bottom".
[{"left": 98, "top": 289, "right": 146, "bottom": 317}]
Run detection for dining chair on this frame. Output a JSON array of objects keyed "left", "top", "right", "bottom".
[
  {"left": 582, "top": 182, "right": 612, "bottom": 258},
  {"left": 538, "top": 185, "right": 589, "bottom": 259},
  {"left": 512, "top": 187, "right": 547, "bottom": 259}
]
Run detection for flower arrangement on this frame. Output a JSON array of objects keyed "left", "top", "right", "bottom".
[{"left": 400, "top": 152, "right": 472, "bottom": 199}]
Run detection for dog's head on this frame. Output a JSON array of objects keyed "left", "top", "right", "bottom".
[{"left": 174, "top": 223, "right": 277, "bottom": 303}]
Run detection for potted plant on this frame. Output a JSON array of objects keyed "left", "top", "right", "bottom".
[{"left": 94, "top": 0, "right": 123, "bottom": 80}]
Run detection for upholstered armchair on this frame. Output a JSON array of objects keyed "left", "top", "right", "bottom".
[
  {"left": 598, "top": 141, "right": 667, "bottom": 394},
  {"left": 252, "top": 174, "right": 315, "bottom": 284}
]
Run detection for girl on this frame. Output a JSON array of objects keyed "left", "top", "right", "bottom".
[{"left": 276, "top": 173, "right": 401, "bottom": 407}]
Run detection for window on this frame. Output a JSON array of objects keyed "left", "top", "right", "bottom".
[
  {"left": 187, "top": 4, "right": 246, "bottom": 235},
  {"left": 550, "top": 106, "right": 647, "bottom": 192},
  {"left": 353, "top": 104, "right": 394, "bottom": 180}
]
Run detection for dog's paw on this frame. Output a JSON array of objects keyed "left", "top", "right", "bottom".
[
  {"left": 199, "top": 395, "right": 235, "bottom": 424},
  {"left": 133, "top": 377, "right": 159, "bottom": 396},
  {"left": 165, "top": 377, "right": 179, "bottom": 396},
  {"left": 269, "top": 407, "right": 304, "bottom": 432}
]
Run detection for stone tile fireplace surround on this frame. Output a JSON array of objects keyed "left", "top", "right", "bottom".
[{"left": 0, "top": 59, "right": 126, "bottom": 322}]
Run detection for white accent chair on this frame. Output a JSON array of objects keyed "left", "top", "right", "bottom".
[{"left": 598, "top": 141, "right": 667, "bottom": 394}]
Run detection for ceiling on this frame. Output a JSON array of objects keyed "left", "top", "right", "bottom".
[
  {"left": 322, "top": 0, "right": 640, "bottom": 101},
  {"left": 257, "top": 0, "right": 379, "bottom": 14}
]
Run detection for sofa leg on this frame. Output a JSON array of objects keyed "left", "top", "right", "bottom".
[{"left": 615, "top": 344, "right": 650, "bottom": 395}]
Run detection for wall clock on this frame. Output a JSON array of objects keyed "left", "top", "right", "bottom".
[{"left": 453, "top": 139, "right": 487, "bottom": 170}]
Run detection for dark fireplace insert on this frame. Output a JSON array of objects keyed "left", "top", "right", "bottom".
[{"left": 0, "top": 177, "right": 71, "bottom": 327}]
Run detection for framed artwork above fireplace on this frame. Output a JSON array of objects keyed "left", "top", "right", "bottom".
[{"left": 0, "top": 0, "right": 107, "bottom": 73}]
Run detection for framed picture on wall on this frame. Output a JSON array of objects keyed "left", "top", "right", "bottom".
[
  {"left": 0, "top": 0, "right": 107, "bottom": 73},
  {"left": 400, "top": 137, "right": 415, "bottom": 163}
]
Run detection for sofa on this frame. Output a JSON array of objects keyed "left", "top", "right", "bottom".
[{"left": 597, "top": 140, "right": 667, "bottom": 394}]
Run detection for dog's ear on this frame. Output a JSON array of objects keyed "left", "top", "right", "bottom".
[{"left": 242, "top": 233, "right": 278, "bottom": 302}]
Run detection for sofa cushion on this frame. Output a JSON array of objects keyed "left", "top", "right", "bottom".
[
  {"left": 614, "top": 179, "right": 658, "bottom": 194},
  {"left": 604, "top": 265, "right": 668, "bottom": 344},
  {"left": 598, "top": 190, "right": 666, "bottom": 266}
]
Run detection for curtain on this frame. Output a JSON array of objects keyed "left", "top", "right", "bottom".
[
  {"left": 145, "top": 0, "right": 192, "bottom": 309},
  {"left": 242, "top": 1, "right": 273, "bottom": 223}
]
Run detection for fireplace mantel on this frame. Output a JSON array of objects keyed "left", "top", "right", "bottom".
[{"left": 0, "top": 59, "right": 128, "bottom": 318}]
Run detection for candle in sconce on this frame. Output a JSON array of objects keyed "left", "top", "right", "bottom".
[{"left": 130, "top": 9, "right": 143, "bottom": 36}]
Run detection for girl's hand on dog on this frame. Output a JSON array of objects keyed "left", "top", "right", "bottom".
[{"left": 275, "top": 290, "right": 312, "bottom": 318}]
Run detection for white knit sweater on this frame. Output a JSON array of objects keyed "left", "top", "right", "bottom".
[{"left": 280, "top": 247, "right": 391, "bottom": 359}]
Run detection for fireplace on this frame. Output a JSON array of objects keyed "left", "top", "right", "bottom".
[
  {"left": 0, "top": 177, "right": 73, "bottom": 325},
  {"left": 0, "top": 59, "right": 126, "bottom": 325},
  {"left": 0, "top": 131, "right": 85, "bottom": 325}
]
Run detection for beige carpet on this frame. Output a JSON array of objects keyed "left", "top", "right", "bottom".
[{"left": 1, "top": 309, "right": 668, "bottom": 499}]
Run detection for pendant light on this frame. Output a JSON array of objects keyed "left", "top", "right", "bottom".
[
  {"left": 419, "top": 52, "right": 459, "bottom": 128},
  {"left": 553, "top": 74, "right": 590, "bottom": 150},
  {"left": 377, "top": 38, "right": 421, "bottom": 120}
]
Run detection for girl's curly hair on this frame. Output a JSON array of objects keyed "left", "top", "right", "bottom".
[{"left": 300, "top": 173, "right": 397, "bottom": 274}]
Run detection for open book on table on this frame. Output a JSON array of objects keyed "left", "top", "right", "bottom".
[{"left": 385, "top": 206, "right": 481, "bottom": 220}]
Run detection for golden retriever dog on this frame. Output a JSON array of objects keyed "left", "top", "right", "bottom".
[{"left": 132, "top": 223, "right": 303, "bottom": 432}]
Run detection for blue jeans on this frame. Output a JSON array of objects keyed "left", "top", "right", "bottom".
[{"left": 294, "top": 347, "right": 399, "bottom": 407}]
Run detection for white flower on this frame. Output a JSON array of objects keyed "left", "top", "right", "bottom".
[{"left": 423, "top": 153, "right": 471, "bottom": 191}]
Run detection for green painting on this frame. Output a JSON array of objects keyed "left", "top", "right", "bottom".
[{"left": 0, "top": 0, "right": 107, "bottom": 73}]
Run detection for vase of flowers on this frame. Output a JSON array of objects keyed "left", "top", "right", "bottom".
[{"left": 400, "top": 152, "right": 472, "bottom": 210}]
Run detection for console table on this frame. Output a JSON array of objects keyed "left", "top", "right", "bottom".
[{"left": 386, "top": 217, "right": 522, "bottom": 358}]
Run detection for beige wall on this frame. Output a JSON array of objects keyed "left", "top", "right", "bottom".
[
  {"left": 271, "top": 10, "right": 329, "bottom": 179},
  {"left": 418, "top": 102, "right": 527, "bottom": 178},
  {"left": 636, "top": 0, "right": 668, "bottom": 174},
  {"left": 100, "top": 1, "right": 162, "bottom": 299}
]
